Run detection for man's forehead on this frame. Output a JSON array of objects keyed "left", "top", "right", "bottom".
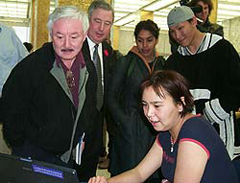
[
  {"left": 52, "top": 19, "right": 84, "bottom": 33},
  {"left": 53, "top": 18, "right": 82, "bottom": 25},
  {"left": 91, "top": 8, "right": 113, "bottom": 19}
]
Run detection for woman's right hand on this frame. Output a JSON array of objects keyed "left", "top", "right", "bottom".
[{"left": 88, "top": 176, "right": 108, "bottom": 183}]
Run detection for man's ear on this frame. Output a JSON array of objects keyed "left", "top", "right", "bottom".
[{"left": 191, "top": 16, "right": 198, "bottom": 26}]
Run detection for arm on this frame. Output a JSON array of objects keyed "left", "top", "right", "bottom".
[
  {"left": 203, "top": 41, "right": 240, "bottom": 123},
  {"left": 11, "top": 31, "right": 29, "bottom": 60},
  {"left": 1, "top": 59, "right": 32, "bottom": 147},
  {"left": 174, "top": 140, "right": 208, "bottom": 183},
  {"left": 107, "top": 140, "right": 163, "bottom": 183}
]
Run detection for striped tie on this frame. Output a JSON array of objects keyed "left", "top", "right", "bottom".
[{"left": 93, "top": 44, "right": 103, "bottom": 110}]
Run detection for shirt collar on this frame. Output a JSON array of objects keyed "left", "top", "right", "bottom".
[{"left": 87, "top": 36, "right": 103, "bottom": 59}]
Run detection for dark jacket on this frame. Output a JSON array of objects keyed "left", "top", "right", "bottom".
[
  {"left": 107, "top": 46, "right": 165, "bottom": 176},
  {"left": 200, "top": 19, "right": 224, "bottom": 37},
  {"left": 1, "top": 42, "right": 96, "bottom": 158}
]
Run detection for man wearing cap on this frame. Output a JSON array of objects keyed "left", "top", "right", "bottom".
[{"left": 165, "top": 6, "right": 240, "bottom": 159}]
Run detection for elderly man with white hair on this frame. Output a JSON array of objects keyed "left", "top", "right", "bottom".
[{"left": 1, "top": 6, "right": 97, "bottom": 182}]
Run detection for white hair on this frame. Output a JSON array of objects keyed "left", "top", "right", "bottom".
[{"left": 47, "top": 6, "right": 89, "bottom": 33}]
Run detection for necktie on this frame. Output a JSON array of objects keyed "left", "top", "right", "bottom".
[{"left": 93, "top": 44, "right": 103, "bottom": 110}]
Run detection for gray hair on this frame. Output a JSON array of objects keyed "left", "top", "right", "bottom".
[
  {"left": 47, "top": 6, "right": 89, "bottom": 33},
  {"left": 88, "top": 0, "right": 114, "bottom": 21}
]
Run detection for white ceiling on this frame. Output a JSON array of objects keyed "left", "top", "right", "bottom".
[
  {"left": 0, "top": 0, "right": 55, "bottom": 26},
  {"left": 113, "top": 0, "right": 240, "bottom": 31},
  {"left": 0, "top": 0, "right": 240, "bottom": 31}
]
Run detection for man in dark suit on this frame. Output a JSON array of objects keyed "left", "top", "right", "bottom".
[{"left": 74, "top": 0, "right": 115, "bottom": 181}]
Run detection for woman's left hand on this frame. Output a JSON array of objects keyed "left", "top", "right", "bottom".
[{"left": 88, "top": 176, "right": 108, "bottom": 183}]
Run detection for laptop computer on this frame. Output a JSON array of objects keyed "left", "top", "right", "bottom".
[{"left": 0, "top": 153, "right": 79, "bottom": 183}]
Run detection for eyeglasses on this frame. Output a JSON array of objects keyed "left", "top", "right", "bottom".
[{"left": 66, "top": 70, "right": 75, "bottom": 91}]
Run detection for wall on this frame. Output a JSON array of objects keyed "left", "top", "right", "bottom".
[
  {"left": 118, "top": 30, "right": 135, "bottom": 55},
  {"left": 222, "top": 16, "right": 240, "bottom": 53},
  {"left": 118, "top": 29, "right": 171, "bottom": 56}
]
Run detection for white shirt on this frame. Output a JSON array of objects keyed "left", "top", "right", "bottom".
[{"left": 86, "top": 36, "right": 104, "bottom": 89}]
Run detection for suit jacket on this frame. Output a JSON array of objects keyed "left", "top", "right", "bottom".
[
  {"left": 82, "top": 39, "right": 115, "bottom": 108},
  {"left": 75, "top": 39, "right": 115, "bottom": 181}
]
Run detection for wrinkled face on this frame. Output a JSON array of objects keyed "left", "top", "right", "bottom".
[
  {"left": 196, "top": 1, "right": 209, "bottom": 23},
  {"left": 88, "top": 8, "right": 113, "bottom": 44},
  {"left": 136, "top": 30, "right": 158, "bottom": 59},
  {"left": 52, "top": 18, "right": 86, "bottom": 63},
  {"left": 142, "top": 86, "right": 182, "bottom": 132},
  {"left": 169, "top": 20, "right": 196, "bottom": 47}
]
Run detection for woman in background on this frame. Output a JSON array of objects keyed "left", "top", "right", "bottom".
[{"left": 106, "top": 19, "right": 165, "bottom": 182}]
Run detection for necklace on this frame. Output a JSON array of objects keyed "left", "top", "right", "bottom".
[
  {"left": 170, "top": 137, "right": 174, "bottom": 153},
  {"left": 66, "top": 70, "right": 75, "bottom": 91}
]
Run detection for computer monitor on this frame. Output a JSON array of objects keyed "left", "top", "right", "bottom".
[{"left": 0, "top": 153, "right": 79, "bottom": 183}]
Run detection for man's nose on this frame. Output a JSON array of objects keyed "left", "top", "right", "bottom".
[
  {"left": 64, "top": 37, "right": 70, "bottom": 47},
  {"left": 175, "top": 31, "right": 181, "bottom": 39},
  {"left": 99, "top": 22, "right": 105, "bottom": 31}
]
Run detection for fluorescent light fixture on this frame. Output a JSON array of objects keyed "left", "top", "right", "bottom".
[
  {"left": 114, "top": 4, "right": 141, "bottom": 12},
  {"left": 218, "top": 14, "right": 237, "bottom": 19},
  {"left": 0, "top": 7, "right": 27, "bottom": 13},
  {"left": 114, "top": 13, "right": 136, "bottom": 26},
  {"left": 218, "top": 3, "right": 240, "bottom": 11},
  {"left": 143, "top": 0, "right": 179, "bottom": 11},
  {"left": 154, "top": 11, "right": 169, "bottom": 17},
  {"left": 218, "top": 9, "right": 240, "bottom": 16},
  {"left": 15, "top": 0, "right": 30, "bottom": 2}
]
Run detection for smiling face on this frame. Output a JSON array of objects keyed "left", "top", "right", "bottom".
[
  {"left": 142, "top": 86, "right": 183, "bottom": 132},
  {"left": 136, "top": 29, "right": 158, "bottom": 60},
  {"left": 169, "top": 19, "right": 197, "bottom": 47},
  {"left": 196, "top": 1, "right": 209, "bottom": 24},
  {"left": 52, "top": 18, "right": 87, "bottom": 63},
  {"left": 88, "top": 8, "right": 113, "bottom": 44}
]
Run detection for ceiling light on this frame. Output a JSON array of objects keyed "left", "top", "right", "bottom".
[
  {"left": 114, "top": 13, "right": 137, "bottom": 26},
  {"left": 143, "top": 0, "right": 179, "bottom": 11},
  {"left": 218, "top": 9, "right": 240, "bottom": 16},
  {"left": 218, "top": 3, "right": 240, "bottom": 11}
]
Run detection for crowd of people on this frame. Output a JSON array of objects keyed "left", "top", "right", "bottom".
[{"left": 0, "top": 0, "right": 240, "bottom": 183}]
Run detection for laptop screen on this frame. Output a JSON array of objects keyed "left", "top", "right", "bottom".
[{"left": 0, "top": 153, "right": 79, "bottom": 183}]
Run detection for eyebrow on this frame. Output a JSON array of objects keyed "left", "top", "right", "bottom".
[
  {"left": 94, "top": 18, "right": 112, "bottom": 23},
  {"left": 137, "top": 35, "right": 154, "bottom": 39},
  {"left": 151, "top": 101, "right": 162, "bottom": 105},
  {"left": 142, "top": 100, "right": 162, "bottom": 104}
]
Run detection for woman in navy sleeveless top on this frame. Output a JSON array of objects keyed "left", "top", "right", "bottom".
[{"left": 88, "top": 70, "right": 238, "bottom": 183}]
